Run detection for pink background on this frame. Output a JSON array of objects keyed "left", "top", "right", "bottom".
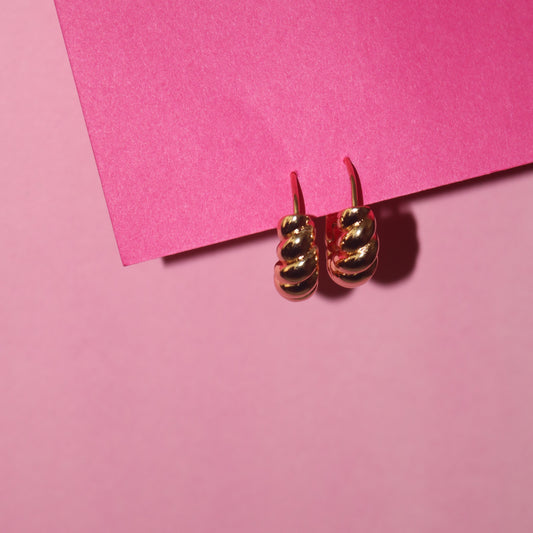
[
  {"left": 55, "top": 0, "right": 533, "bottom": 264},
  {"left": 2, "top": 2, "right": 533, "bottom": 533}
]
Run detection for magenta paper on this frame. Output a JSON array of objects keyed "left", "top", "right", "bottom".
[{"left": 54, "top": 0, "right": 533, "bottom": 265}]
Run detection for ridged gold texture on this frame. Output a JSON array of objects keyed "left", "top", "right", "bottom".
[
  {"left": 275, "top": 214, "right": 319, "bottom": 301},
  {"left": 326, "top": 206, "right": 379, "bottom": 288}
]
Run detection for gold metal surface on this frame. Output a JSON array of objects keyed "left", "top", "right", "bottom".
[
  {"left": 326, "top": 159, "right": 379, "bottom": 288},
  {"left": 274, "top": 173, "right": 319, "bottom": 301}
]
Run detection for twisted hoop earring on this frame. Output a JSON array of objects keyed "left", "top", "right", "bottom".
[
  {"left": 274, "top": 172, "right": 319, "bottom": 301},
  {"left": 325, "top": 158, "right": 379, "bottom": 288}
]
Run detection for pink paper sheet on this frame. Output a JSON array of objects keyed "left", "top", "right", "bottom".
[{"left": 54, "top": 0, "right": 533, "bottom": 265}]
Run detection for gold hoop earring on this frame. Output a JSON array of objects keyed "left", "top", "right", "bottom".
[
  {"left": 325, "top": 158, "right": 379, "bottom": 288},
  {"left": 274, "top": 172, "right": 319, "bottom": 301}
]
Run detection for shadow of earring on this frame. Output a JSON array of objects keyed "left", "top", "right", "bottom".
[{"left": 372, "top": 199, "right": 419, "bottom": 284}]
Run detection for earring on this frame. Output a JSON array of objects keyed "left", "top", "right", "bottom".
[
  {"left": 274, "top": 172, "right": 319, "bottom": 301},
  {"left": 326, "top": 158, "right": 379, "bottom": 288}
]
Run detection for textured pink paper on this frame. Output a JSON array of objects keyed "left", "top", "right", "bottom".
[{"left": 54, "top": 0, "right": 533, "bottom": 264}]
